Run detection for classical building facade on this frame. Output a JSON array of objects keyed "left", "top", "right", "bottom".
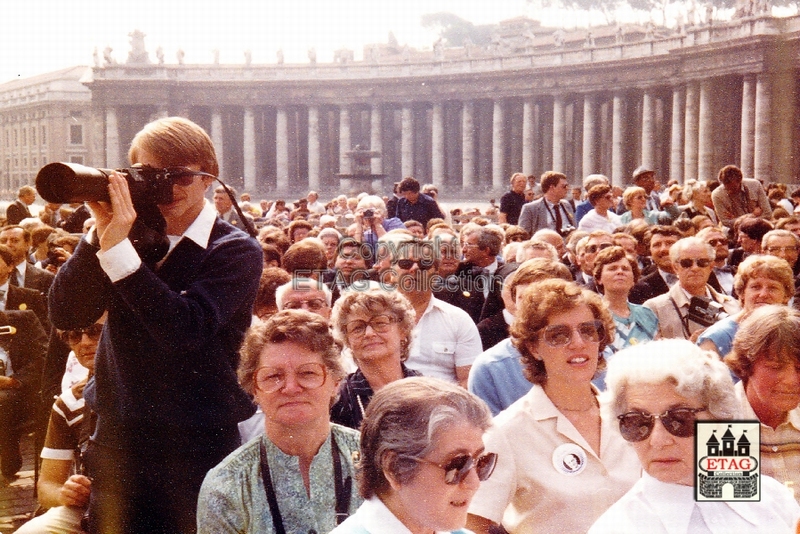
[
  {"left": 38, "top": 14, "right": 800, "bottom": 198},
  {"left": 0, "top": 66, "right": 96, "bottom": 196}
]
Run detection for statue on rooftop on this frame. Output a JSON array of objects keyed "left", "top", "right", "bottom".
[
  {"left": 126, "top": 30, "right": 150, "bottom": 64},
  {"left": 93, "top": 47, "right": 101, "bottom": 69},
  {"left": 156, "top": 46, "right": 165, "bottom": 65},
  {"left": 176, "top": 48, "right": 185, "bottom": 65},
  {"left": 434, "top": 38, "right": 444, "bottom": 60},
  {"left": 308, "top": 47, "right": 316, "bottom": 64},
  {"left": 553, "top": 29, "right": 566, "bottom": 48},
  {"left": 212, "top": 49, "right": 220, "bottom": 65},
  {"left": 277, "top": 48, "right": 285, "bottom": 64},
  {"left": 244, "top": 49, "right": 252, "bottom": 66},
  {"left": 103, "top": 46, "right": 115, "bottom": 67}
]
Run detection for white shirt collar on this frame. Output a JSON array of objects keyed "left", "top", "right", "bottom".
[
  {"left": 15, "top": 261, "right": 26, "bottom": 281},
  {"left": 172, "top": 201, "right": 216, "bottom": 250}
]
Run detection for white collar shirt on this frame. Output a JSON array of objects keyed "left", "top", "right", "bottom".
[{"left": 588, "top": 471, "right": 800, "bottom": 534}]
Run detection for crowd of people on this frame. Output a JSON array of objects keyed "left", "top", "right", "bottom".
[{"left": 4, "top": 115, "right": 800, "bottom": 533}]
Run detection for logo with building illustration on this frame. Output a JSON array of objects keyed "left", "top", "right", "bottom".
[{"left": 695, "top": 421, "right": 761, "bottom": 501}]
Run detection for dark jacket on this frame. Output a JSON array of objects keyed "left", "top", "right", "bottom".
[
  {"left": 5, "top": 200, "right": 31, "bottom": 225},
  {"left": 48, "top": 219, "right": 262, "bottom": 445}
]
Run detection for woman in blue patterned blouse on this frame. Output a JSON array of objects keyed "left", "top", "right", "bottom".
[{"left": 197, "top": 310, "right": 362, "bottom": 533}]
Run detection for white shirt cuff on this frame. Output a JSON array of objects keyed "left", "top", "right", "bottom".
[{"left": 97, "top": 238, "right": 141, "bottom": 282}]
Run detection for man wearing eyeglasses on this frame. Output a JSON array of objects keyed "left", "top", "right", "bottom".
[
  {"left": 391, "top": 238, "right": 481, "bottom": 388},
  {"left": 48, "top": 117, "right": 263, "bottom": 534},
  {"left": 762, "top": 229, "right": 800, "bottom": 277},
  {"left": 518, "top": 171, "right": 575, "bottom": 236},
  {"left": 696, "top": 226, "right": 736, "bottom": 296},
  {"left": 15, "top": 317, "right": 104, "bottom": 534},
  {"left": 275, "top": 278, "right": 332, "bottom": 320},
  {"left": 643, "top": 237, "right": 740, "bottom": 340}
]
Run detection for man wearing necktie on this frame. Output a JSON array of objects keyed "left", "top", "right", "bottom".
[{"left": 518, "top": 171, "right": 575, "bottom": 237}]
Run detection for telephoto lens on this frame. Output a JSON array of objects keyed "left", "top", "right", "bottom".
[{"left": 36, "top": 162, "right": 113, "bottom": 204}]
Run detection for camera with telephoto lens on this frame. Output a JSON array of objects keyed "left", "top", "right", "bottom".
[
  {"left": 34, "top": 162, "right": 202, "bottom": 265},
  {"left": 687, "top": 296, "right": 728, "bottom": 327},
  {"left": 34, "top": 162, "right": 193, "bottom": 206}
]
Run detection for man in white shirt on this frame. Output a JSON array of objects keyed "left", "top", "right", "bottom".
[
  {"left": 305, "top": 191, "right": 326, "bottom": 215},
  {"left": 391, "top": 237, "right": 481, "bottom": 387}
]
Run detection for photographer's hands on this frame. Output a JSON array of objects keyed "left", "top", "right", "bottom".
[{"left": 89, "top": 172, "right": 137, "bottom": 252}]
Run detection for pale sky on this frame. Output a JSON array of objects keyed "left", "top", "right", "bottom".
[{"left": 1, "top": 0, "right": 544, "bottom": 84}]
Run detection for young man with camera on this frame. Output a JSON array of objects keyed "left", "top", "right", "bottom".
[
  {"left": 48, "top": 117, "right": 263, "bottom": 533},
  {"left": 643, "top": 236, "right": 740, "bottom": 340}
]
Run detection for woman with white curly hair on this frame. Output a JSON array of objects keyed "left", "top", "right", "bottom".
[{"left": 589, "top": 338, "right": 799, "bottom": 533}]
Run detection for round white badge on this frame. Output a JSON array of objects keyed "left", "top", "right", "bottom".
[{"left": 552, "top": 443, "right": 587, "bottom": 476}]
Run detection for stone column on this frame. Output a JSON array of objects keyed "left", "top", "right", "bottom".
[
  {"left": 641, "top": 91, "right": 656, "bottom": 170},
  {"left": 670, "top": 86, "right": 684, "bottom": 183},
  {"left": 243, "top": 107, "right": 256, "bottom": 192},
  {"left": 401, "top": 105, "right": 414, "bottom": 178},
  {"left": 611, "top": 93, "right": 624, "bottom": 186},
  {"left": 276, "top": 108, "right": 289, "bottom": 191},
  {"left": 582, "top": 94, "right": 597, "bottom": 178},
  {"left": 370, "top": 104, "right": 382, "bottom": 175},
  {"left": 552, "top": 95, "right": 565, "bottom": 173},
  {"left": 683, "top": 82, "right": 700, "bottom": 181},
  {"left": 339, "top": 106, "right": 351, "bottom": 175},
  {"left": 308, "top": 106, "right": 320, "bottom": 190},
  {"left": 432, "top": 102, "right": 445, "bottom": 188},
  {"left": 105, "top": 107, "right": 120, "bottom": 167},
  {"left": 698, "top": 80, "right": 713, "bottom": 182},
  {"left": 492, "top": 100, "right": 505, "bottom": 189},
  {"left": 754, "top": 73, "right": 771, "bottom": 182},
  {"left": 462, "top": 101, "right": 475, "bottom": 190},
  {"left": 211, "top": 109, "right": 224, "bottom": 179},
  {"left": 740, "top": 75, "right": 756, "bottom": 178},
  {"left": 522, "top": 99, "right": 535, "bottom": 175}
]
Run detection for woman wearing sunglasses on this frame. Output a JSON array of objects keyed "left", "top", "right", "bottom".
[
  {"left": 197, "top": 310, "right": 362, "bottom": 533},
  {"left": 331, "top": 377, "right": 495, "bottom": 534},
  {"left": 467, "top": 279, "right": 641, "bottom": 534},
  {"left": 590, "top": 338, "right": 799, "bottom": 533},
  {"left": 330, "top": 288, "right": 421, "bottom": 430}
]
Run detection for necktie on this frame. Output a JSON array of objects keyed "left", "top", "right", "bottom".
[{"left": 554, "top": 203, "right": 563, "bottom": 232}]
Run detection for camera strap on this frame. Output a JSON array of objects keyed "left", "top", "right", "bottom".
[
  {"left": 669, "top": 297, "right": 692, "bottom": 339},
  {"left": 259, "top": 433, "right": 351, "bottom": 533}
]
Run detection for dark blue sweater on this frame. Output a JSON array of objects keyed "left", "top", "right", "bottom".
[{"left": 48, "top": 219, "right": 262, "bottom": 447}]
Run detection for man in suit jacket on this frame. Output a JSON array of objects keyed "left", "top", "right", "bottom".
[
  {"left": 5, "top": 186, "right": 35, "bottom": 225},
  {"left": 629, "top": 226, "right": 682, "bottom": 304},
  {"left": 0, "top": 309, "right": 48, "bottom": 477},
  {"left": 454, "top": 226, "right": 505, "bottom": 324},
  {"left": 644, "top": 237, "right": 740, "bottom": 340},
  {"left": 0, "top": 226, "right": 55, "bottom": 297},
  {"left": 711, "top": 164, "right": 772, "bottom": 228},
  {"left": 518, "top": 171, "right": 575, "bottom": 237}
]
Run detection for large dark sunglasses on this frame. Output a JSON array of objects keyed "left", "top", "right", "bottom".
[
  {"left": 677, "top": 258, "right": 712, "bottom": 268},
  {"left": 542, "top": 320, "right": 605, "bottom": 347},
  {"left": 60, "top": 323, "right": 104, "bottom": 344},
  {"left": 617, "top": 407, "right": 705, "bottom": 442},
  {"left": 413, "top": 452, "right": 498, "bottom": 485},
  {"left": 395, "top": 258, "right": 435, "bottom": 271},
  {"left": 163, "top": 167, "right": 216, "bottom": 186}
]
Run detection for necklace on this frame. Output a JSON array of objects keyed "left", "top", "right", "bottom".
[{"left": 553, "top": 397, "right": 599, "bottom": 413}]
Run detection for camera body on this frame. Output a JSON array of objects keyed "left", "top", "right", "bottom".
[
  {"left": 363, "top": 209, "right": 374, "bottom": 220},
  {"left": 35, "top": 162, "right": 175, "bottom": 206},
  {"left": 687, "top": 296, "right": 728, "bottom": 328}
]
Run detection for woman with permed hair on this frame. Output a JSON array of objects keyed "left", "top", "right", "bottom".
[{"left": 466, "top": 279, "right": 641, "bottom": 534}]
